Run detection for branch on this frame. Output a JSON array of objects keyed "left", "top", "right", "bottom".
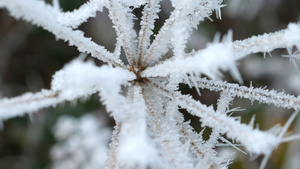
[
  {"left": 1, "top": 0, "right": 125, "bottom": 68},
  {"left": 57, "top": 0, "right": 106, "bottom": 29},
  {"left": 193, "top": 78, "right": 300, "bottom": 110},
  {"left": 142, "top": 40, "right": 240, "bottom": 81},
  {"left": 153, "top": 83, "right": 281, "bottom": 155},
  {"left": 142, "top": 23, "right": 300, "bottom": 82},
  {"left": 0, "top": 59, "right": 135, "bottom": 121},
  {"left": 107, "top": 0, "right": 138, "bottom": 66},
  {"left": 106, "top": 122, "right": 122, "bottom": 169},
  {"left": 141, "top": 0, "right": 224, "bottom": 67},
  {"left": 137, "top": 0, "right": 161, "bottom": 67},
  {"left": 232, "top": 23, "right": 300, "bottom": 59},
  {"left": 113, "top": 85, "right": 160, "bottom": 168},
  {"left": 174, "top": 109, "right": 225, "bottom": 168},
  {"left": 0, "top": 90, "right": 60, "bottom": 120},
  {"left": 142, "top": 85, "right": 195, "bottom": 168}
]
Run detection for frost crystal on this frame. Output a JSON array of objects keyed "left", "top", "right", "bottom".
[{"left": 0, "top": 0, "right": 300, "bottom": 169}]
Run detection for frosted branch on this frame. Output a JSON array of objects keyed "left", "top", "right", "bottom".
[
  {"left": 0, "top": 0, "right": 299, "bottom": 168},
  {"left": 174, "top": 111, "right": 226, "bottom": 168},
  {"left": 154, "top": 83, "right": 281, "bottom": 155},
  {"left": 107, "top": 0, "right": 138, "bottom": 66},
  {"left": 0, "top": 59, "right": 135, "bottom": 121},
  {"left": 143, "top": 23, "right": 300, "bottom": 81},
  {"left": 141, "top": 0, "right": 223, "bottom": 67},
  {"left": 1, "top": 0, "right": 125, "bottom": 68},
  {"left": 57, "top": 0, "right": 106, "bottom": 29},
  {"left": 170, "top": 0, "right": 223, "bottom": 59},
  {"left": 142, "top": 40, "right": 240, "bottom": 81},
  {"left": 137, "top": 0, "right": 161, "bottom": 66},
  {"left": 232, "top": 23, "right": 300, "bottom": 59},
  {"left": 142, "top": 86, "right": 195, "bottom": 168},
  {"left": 113, "top": 85, "right": 160, "bottom": 168},
  {"left": 106, "top": 122, "right": 122, "bottom": 169},
  {"left": 0, "top": 90, "right": 60, "bottom": 120},
  {"left": 193, "top": 78, "right": 300, "bottom": 110}
]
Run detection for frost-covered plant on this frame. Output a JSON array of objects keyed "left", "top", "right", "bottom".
[{"left": 0, "top": 0, "right": 300, "bottom": 168}]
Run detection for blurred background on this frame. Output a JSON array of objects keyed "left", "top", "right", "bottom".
[{"left": 0, "top": 0, "right": 300, "bottom": 168}]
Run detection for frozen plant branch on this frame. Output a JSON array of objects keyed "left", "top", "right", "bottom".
[
  {"left": 0, "top": 89, "right": 59, "bottom": 120},
  {"left": 0, "top": 59, "right": 135, "bottom": 121},
  {"left": 0, "top": 0, "right": 300, "bottom": 168},
  {"left": 142, "top": 23, "right": 300, "bottom": 81},
  {"left": 188, "top": 77, "right": 300, "bottom": 110},
  {"left": 55, "top": 0, "right": 106, "bottom": 29},
  {"left": 0, "top": 0, "right": 125, "bottom": 67},
  {"left": 153, "top": 83, "right": 280, "bottom": 155}
]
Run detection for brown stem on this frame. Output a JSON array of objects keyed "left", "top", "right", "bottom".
[{"left": 105, "top": 122, "right": 122, "bottom": 169}]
